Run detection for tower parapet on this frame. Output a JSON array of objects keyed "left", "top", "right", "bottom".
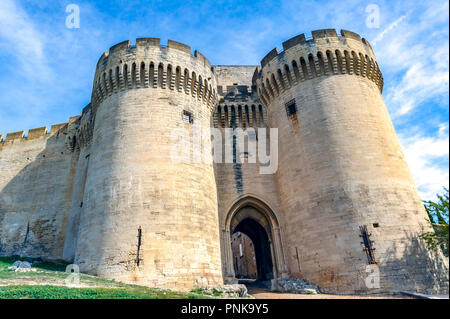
[
  {"left": 91, "top": 38, "right": 218, "bottom": 111},
  {"left": 254, "top": 29, "right": 383, "bottom": 107}
]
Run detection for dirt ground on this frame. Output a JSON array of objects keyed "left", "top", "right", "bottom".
[{"left": 247, "top": 286, "right": 411, "bottom": 299}]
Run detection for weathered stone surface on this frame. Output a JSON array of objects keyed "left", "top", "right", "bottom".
[
  {"left": 276, "top": 278, "right": 320, "bottom": 294},
  {"left": 9, "top": 261, "right": 34, "bottom": 272},
  {"left": 197, "top": 284, "right": 248, "bottom": 298}
]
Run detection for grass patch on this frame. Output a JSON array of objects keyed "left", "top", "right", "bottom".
[
  {"left": 0, "top": 257, "right": 212, "bottom": 299},
  {"left": 0, "top": 285, "right": 203, "bottom": 299},
  {"left": 212, "top": 288, "right": 223, "bottom": 297}
]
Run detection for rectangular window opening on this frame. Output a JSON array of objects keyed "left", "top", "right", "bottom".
[
  {"left": 183, "top": 110, "right": 194, "bottom": 124},
  {"left": 285, "top": 99, "right": 297, "bottom": 117}
]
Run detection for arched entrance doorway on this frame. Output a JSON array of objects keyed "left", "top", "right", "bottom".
[{"left": 222, "top": 196, "right": 288, "bottom": 286}]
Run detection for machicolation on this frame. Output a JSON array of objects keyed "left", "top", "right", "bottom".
[
  {"left": 255, "top": 29, "right": 383, "bottom": 107},
  {"left": 92, "top": 38, "right": 218, "bottom": 111}
]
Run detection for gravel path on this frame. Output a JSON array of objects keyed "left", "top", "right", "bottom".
[{"left": 247, "top": 286, "right": 411, "bottom": 299}]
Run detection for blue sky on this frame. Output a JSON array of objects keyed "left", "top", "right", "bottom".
[{"left": 0, "top": 0, "right": 448, "bottom": 200}]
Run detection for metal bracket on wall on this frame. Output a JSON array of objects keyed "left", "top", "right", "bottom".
[
  {"left": 136, "top": 226, "right": 142, "bottom": 266},
  {"left": 359, "top": 225, "right": 376, "bottom": 264}
]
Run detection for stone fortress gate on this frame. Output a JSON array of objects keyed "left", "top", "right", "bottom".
[{"left": 0, "top": 29, "right": 448, "bottom": 294}]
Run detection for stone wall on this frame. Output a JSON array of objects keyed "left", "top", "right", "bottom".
[
  {"left": 213, "top": 65, "right": 258, "bottom": 88},
  {"left": 0, "top": 120, "right": 79, "bottom": 259},
  {"left": 211, "top": 71, "right": 286, "bottom": 282},
  {"left": 231, "top": 232, "right": 257, "bottom": 279}
]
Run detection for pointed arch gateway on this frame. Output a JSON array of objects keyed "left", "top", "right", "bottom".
[{"left": 222, "top": 196, "right": 288, "bottom": 284}]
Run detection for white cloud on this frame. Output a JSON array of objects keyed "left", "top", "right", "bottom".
[
  {"left": 368, "top": 1, "right": 449, "bottom": 200},
  {"left": 371, "top": 1, "right": 449, "bottom": 118},
  {"left": 399, "top": 123, "right": 449, "bottom": 201},
  {"left": 0, "top": 0, "right": 51, "bottom": 79},
  {"left": 372, "top": 14, "right": 407, "bottom": 46},
  {"left": 389, "top": 62, "right": 449, "bottom": 116}
]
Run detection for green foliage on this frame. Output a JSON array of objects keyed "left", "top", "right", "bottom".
[
  {"left": 212, "top": 288, "right": 223, "bottom": 296},
  {"left": 191, "top": 288, "right": 211, "bottom": 295},
  {"left": 420, "top": 187, "right": 449, "bottom": 256},
  {"left": 32, "top": 260, "right": 70, "bottom": 271},
  {"left": 190, "top": 288, "right": 224, "bottom": 297}
]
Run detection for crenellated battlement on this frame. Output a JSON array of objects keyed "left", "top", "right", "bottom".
[
  {"left": 92, "top": 38, "right": 218, "bottom": 110},
  {"left": 0, "top": 117, "right": 80, "bottom": 150},
  {"left": 0, "top": 104, "right": 95, "bottom": 156},
  {"left": 96, "top": 38, "right": 212, "bottom": 70},
  {"left": 255, "top": 29, "right": 383, "bottom": 107},
  {"left": 1, "top": 125, "right": 64, "bottom": 144},
  {"left": 260, "top": 29, "right": 375, "bottom": 68}
]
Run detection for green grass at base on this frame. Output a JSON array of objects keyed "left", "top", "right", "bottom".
[
  {"left": 0, "top": 257, "right": 210, "bottom": 299},
  {"left": 0, "top": 285, "right": 203, "bottom": 299}
]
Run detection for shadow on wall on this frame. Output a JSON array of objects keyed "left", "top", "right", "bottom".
[
  {"left": 380, "top": 229, "right": 449, "bottom": 294},
  {"left": 0, "top": 125, "right": 78, "bottom": 260}
]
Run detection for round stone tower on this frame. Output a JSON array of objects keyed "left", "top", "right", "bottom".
[
  {"left": 74, "top": 38, "right": 223, "bottom": 290},
  {"left": 255, "top": 29, "right": 448, "bottom": 294}
]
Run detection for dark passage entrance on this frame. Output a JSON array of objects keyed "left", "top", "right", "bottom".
[
  {"left": 231, "top": 232, "right": 257, "bottom": 279},
  {"left": 232, "top": 217, "right": 274, "bottom": 282}
]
